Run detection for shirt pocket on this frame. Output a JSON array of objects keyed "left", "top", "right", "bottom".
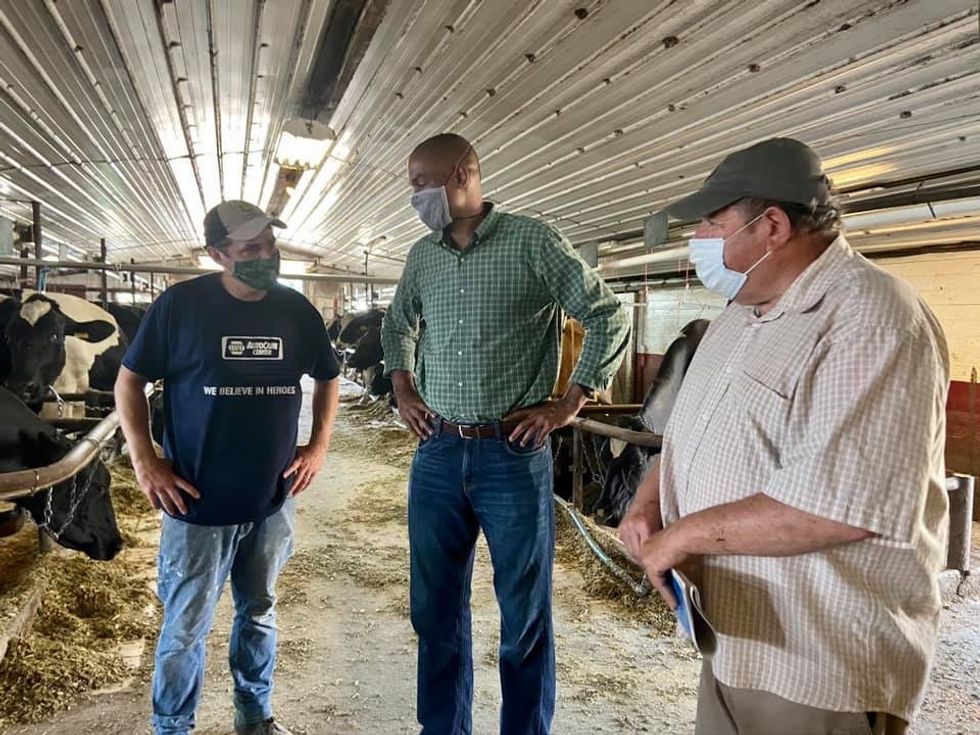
[{"left": 733, "top": 369, "right": 793, "bottom": 468}]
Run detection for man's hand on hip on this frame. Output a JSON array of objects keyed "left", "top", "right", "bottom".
[
  {"left": 133, "top": 455, "right": 200, "bottom": 515},
  {"left": 284, "top": 443, "right": 328, "bottom": 496},
  {"left": 504, "top": 397, "right": 580, "bottom": 449},
  {"left": 391, "top": 371, "right": 435, "bottom": 439}
]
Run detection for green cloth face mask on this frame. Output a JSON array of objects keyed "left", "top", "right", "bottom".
[{"left": 233, "top": 251, "right": 280, "bottom": 290}]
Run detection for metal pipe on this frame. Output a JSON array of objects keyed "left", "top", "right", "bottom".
[
  {"left": 571, "top": 417, "right": 662, "bottom": 448},
  {"left": 0, "top": 385, "right": 154, "bottom": 501},
  {"left": 0, "top": 256, "right": 400, "bottom": 285},
  {"left": 19, "top": 246, "right": 29, "bottom": 284},
  {"left": 0, "top": 412, "right": 121, "bottom": 501},
  {"left": 554, "top": 496, "right": 650, "bottom": 597},
  {"left": 31, "top": 201, "right": 42, "bottom": 288},
  {"left": 99, "top": 238, "right": 108, "bottom": 307}
]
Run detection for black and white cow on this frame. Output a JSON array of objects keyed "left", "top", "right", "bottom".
[
  {"left": 329, "top": 308, "right": 392, "bottom": 401},
  {"left": 104, "top": 303, "right": 147, "bottom": 344},
  {"left": 589, "top": 318, "right": 711, "bottom": 526},
  {"left": 0, "top": 385, "right": 122, "bottom": 560},
  {"left": 4, "top": 292, "right": 124, "bottom": 414},
  {"left": 0, "top": 294, "right": 18, "bottom": 384}
]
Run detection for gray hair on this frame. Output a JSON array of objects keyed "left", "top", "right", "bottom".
[{"left": 738, "top": 195, "right": 843, "bottom": 238}]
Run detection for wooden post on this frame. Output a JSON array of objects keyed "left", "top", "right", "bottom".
[
  {"left": 99, "top": 238, "right": 108, "bottom": 307},
  {"left": 31, "top": 201, "right": 42, "bottom": 289}
]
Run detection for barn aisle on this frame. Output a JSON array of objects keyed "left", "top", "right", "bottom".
[{"left": 2, "top": 381, "right": 978, "bottom": 735}]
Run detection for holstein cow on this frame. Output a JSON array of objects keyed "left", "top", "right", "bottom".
[
  {"left": 4, "top": 292, "right": 123, "bottom": 414},
  {"left": 332, "top": 308, "right": 393, "bottom": 400},
  {"left": 0, "top": 385, "right": 122, "bottom": 560},
  {"left": 104, "top": 302, "right": 147, "bottom": 343},
  {"left": 589, "top": 318, "right": 711, "bottom": 526},
  {"left": 0, "top": 294, "right": 18, "bottom": 384}
]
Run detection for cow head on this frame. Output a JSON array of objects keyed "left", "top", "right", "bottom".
[
  {"left": 15, "top": 430, "right": 123, "bottom": 561},
  {"left": 338, "top": 308, "right": 385, "bottom": 347},
  {"left": 4, "top": 295, "right": 116, "bottom": 405}
]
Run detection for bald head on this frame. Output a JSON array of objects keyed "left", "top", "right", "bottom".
[
  {"left": 410, "top": 133, "right": 479, "bottom": 174},
  {"left": 408, "top": 133, "right": 484, "bottom": 221}
]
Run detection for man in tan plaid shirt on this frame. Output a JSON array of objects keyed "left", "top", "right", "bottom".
[{"left": 619, "top": 138, "right": 950, "bottom": 735}]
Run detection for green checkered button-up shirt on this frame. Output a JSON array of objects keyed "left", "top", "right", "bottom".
[{"left": 382, "top": 204, "right": 630, "bottom": 423}]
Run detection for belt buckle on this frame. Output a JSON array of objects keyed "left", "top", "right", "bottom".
[{"left": 458, "top": 423, "right": 473, "bottom": 440}]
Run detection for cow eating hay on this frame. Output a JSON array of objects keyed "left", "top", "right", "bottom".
[{"left": 0, "top": 457, "right": 159, "bottom": 727}]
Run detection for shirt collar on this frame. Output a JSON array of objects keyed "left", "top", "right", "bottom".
[
  {"left": 748, "top": 234, "right": 853, "bottom": 323},
  {"left": 429, "top": 202, "right": 499, "bottom": 251}
]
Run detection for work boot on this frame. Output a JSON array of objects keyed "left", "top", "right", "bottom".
[{"left": 234, "top": 717, "right": 293, "bottom": 735}]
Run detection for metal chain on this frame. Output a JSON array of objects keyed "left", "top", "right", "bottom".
[
  {"left": 37, "top": 441, "right": 109, "bottom": 541},
  {"left": 580, "top": 436, "right": 606, "bottom": 485}
]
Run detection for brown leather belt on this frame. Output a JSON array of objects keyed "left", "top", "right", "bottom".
[{"left": 441, "top": 419, "right": 519, "bottom": 439}]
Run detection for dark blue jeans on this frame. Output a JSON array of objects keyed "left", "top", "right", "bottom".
[{"left": 409, "top": 420, "right": 556, "bottom": 735}]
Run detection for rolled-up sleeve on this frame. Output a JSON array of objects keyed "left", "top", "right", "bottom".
[
  {"left": 381, "top": 248, "right": 422, "bottom": 376},
  {"left": 533, "top": 229, "right": 631, "bottom": 391},
  {"left": 764, "top": 324, "right": 949, "bottom": 542}
]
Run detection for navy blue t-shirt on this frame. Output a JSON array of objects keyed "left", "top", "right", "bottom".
[{"left": 122, "top": 274, "right": 340, "bottom": 525}]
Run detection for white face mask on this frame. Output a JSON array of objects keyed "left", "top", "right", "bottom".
[
  {"left": 688, "top": 213, "right": 770, "bottom": 301},
  {"left": 410, "top": 185, "right": 453, "bottom": 231}
]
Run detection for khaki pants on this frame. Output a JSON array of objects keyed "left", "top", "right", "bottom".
[{"left": 696, "top": 659, "right": 909, "bottom": 735}]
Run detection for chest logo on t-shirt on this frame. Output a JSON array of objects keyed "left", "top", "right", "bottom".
[{"left": 222, "top": 336, "right": 283, "bottom": 360}]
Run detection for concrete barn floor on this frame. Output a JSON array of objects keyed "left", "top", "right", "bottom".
[{"left": 3, "top": 381, "right": 979, "bottom": 735}]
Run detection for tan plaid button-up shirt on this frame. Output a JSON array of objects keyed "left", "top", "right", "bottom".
[{"left": 660, "top": 235, "right": 950, "bottom": 721}]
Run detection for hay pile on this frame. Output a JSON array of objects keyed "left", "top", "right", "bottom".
[
  {"left": 554, "top": 505, "right": 675, "bottom": 634},
  {"left": 0, "top": 522, "right": 39, "bottom": 596},
  {"left": 0, "top": 457, "right": 160, "bottom": 727},
  {"left": 109, "top": 462, "right": 156, "bottom": 548}
]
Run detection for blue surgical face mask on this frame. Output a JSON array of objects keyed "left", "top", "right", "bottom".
[
  {"left": 410, "top": 185, "right": 452, "bottom": 231},
  {"left": 688, "top": 213, "right": 769, "bottom": 300}
]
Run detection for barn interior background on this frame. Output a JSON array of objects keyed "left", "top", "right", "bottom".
[{"left": 0, "top": 1, "right": 978, "bottom": 733}]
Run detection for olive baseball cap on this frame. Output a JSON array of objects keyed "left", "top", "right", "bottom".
[
  {"left": 204, "top": 200, "right": 286, "bottom": 247},
  {"left": 665, "top": 138, "right": 832, "bottom": 220}
]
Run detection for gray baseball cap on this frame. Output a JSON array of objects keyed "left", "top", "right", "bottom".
[
  {"left": 665, "top": 138, "right": 832, "bottom": 220},
  {"left": 204, "top": 200, "right": 286, "bottom": 247}
]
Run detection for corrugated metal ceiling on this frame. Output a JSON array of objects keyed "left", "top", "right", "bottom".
[{"left": 0, "top": 0, "right": 977, "bottom": 278}]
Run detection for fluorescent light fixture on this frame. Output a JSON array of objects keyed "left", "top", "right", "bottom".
[
  {"left": 258, "top": 162, "right": 281, "bottom": 211},
  {"left": 274, "top": 119, "right": 334, "bottom": 170}
]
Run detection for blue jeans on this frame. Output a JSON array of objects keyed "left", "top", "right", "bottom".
[
  {"left": 409, "top": 420, "right": 556, "bottom": 735},
  {"left": 151, "top": 501, "right": 295, "bottom": 735}
]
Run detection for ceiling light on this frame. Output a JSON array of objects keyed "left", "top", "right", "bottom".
[{"left": 274, "top": 119, "right": 335, "bottom": 170}]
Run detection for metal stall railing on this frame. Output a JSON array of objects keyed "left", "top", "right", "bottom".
[{"left": 0, "top": 385, "right": 156, "bottom": 550}]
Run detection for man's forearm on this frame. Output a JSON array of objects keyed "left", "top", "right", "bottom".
[
  {"left": 114, "top": 367, "right": 155, "bottom": 466},
  {"left": 308, "top": 378, "right": 340, "bottom": 451},
  {"left": 391, "top": 370, "right": 417, "bottom": 398},
  {"left": 668, "top": 492, "right": 876, "bottom": 558}
]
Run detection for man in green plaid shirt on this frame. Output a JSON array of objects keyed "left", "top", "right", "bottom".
[{"left": 382, "top": 133, "right": 629, "bottom": 735}]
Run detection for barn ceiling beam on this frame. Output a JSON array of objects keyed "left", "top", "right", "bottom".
[{"left": 0, "top": 256, "right": 399, "bottom": 285}]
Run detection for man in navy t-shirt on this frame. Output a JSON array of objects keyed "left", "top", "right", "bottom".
[{"left": 115, "top": 200, "right": 340, "bottom": 735}]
